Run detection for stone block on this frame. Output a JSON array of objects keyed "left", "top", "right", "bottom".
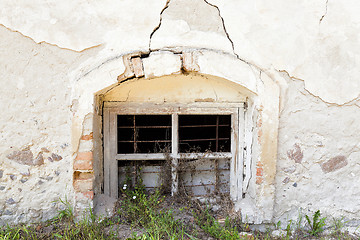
[{"left": 93, "top": 194, "right": 117, "bottom": 218}]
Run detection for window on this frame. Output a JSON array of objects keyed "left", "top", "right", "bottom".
[{"left": 104, "top": 103, "right": 244, "bottom": 199}]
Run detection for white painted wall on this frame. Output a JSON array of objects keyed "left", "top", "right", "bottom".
[{"left": 0, "top": 0, "right": 359, "bottom": 225}]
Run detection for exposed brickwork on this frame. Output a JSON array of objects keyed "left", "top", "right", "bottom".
[
  {"left": 256, "top": 161, "right": 264, "bottom": 184},
  {"left": 256, "top": 177, "right": 263, "bottom": 185},
  {"left": 256, "top": 167, "right": 263, "bottom": 177},
  {"left": 74, "top": 179, "right": 93, "bottom": 192},
  {"left": 81, "top": 132, "right": 93, "bottom": 140},
  {"left": 73, "top": 160, "right": 93, "bottom": 170},
  {"left": 74, "top": 171, "right": 94, "bottom": 180},
  {"left": 75, "top": 151, "right": 93, "bottom": 160},
  {"left": 82, "top": 191, "right": 94, "bottom": 200}
]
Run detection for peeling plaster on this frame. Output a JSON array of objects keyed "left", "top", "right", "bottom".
[{"left": 0, "top": 24, "right": 101, "bottom": 53}]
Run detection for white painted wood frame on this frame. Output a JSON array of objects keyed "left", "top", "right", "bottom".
[{"left": 103, "top": 102, "right": 245, "bottom": 199}]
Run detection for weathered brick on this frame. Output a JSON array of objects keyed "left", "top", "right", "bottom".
[
  {"left": 82, "top": 191, "right": 94, "bottom": 200},
  {"left": 256, "top": 177, "right": 263, "bottom": 185},
  {"left": 74, "top": 179, "right": 93, "bottom": 192},
  {"left": 81, "top": 132, "right": 93, "bottom": 141},
  {"left": 73, "top": 160, "right": 93, "bottom": 170},
  {"left": 256, "top": 167, "right": 263, "bottom": 177},
  {"left": 74, "top": 171, "right": 94, "bottom": 180},
  {"left": 75, "top": 152, "right": 93, "bottom": 161}
]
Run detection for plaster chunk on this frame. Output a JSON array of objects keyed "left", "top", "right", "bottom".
[{"left": 142, "top": 51, "right": 182, "bottom": 78}]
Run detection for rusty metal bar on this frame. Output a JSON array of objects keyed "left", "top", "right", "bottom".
[
  {"left": 133, "top": 115, "right": 137, "bottom": 153},
  {"left": 216, "top": 116, "right": 219, "bottom": 152},
  {"left": 179, "top": 138, "right": 229, "bottom": 142},
  {"left": 118, "top": 140, "right": 171, "bottom": 143},
  {"left": 215, "top": 159, "right": 219, "bottom": 192},
  {"left": 178, "top": 168, "right": 230, "bottom": 173},
  {"left": 179, "top": 124, "right": 229, "bottom": 128},
  {"left": 182, "top": 182, "right": 228, "bottom": 187},
  {"left": 118, "top": 126, "right": 171, "bottom": 129}
]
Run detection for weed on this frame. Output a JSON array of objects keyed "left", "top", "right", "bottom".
[
  {"left": 285, "top": 219, "right": 293, "bottom": 237},
  {"left": 193, "top": 207, "right": 241, "bottom": 240},
  {"left": 331, "top": 216, "right": 348, "bottom": 233},
  {"left": 52, "top": 197, "right": 74, "bottom": 223},
  {"left": 305, "top": 210, "right": 326, "bottom": 236},
  {"left": 274, "top": 220, "right": 281, "bottom": 230}
]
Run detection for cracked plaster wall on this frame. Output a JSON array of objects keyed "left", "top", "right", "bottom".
[
  {"left": 1, "top": 0, "right": 360, "bottom": 225},
  {"left": 0, "top": 26, "right": 99, "bottom": 224},
  {"left": 275, "top": 72, "right": 360, "bottom": 224}
]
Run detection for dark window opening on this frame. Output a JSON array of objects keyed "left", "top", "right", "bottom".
[
  {"left": 118, "top": 160, "right": 171, "bottom": 194},
  {"left": 179, "top": 115, "right": 231, "bottom": 153},
  {"left": 117, "top": 115, "right": 172, "bottom": 154}
]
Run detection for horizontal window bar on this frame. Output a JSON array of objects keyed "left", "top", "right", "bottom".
[
  {"left": 118, "top": 126, "right": 171, "bottom": 129},
  {"left": 179, "top": 124, "right": 229, "bottom": 128},
  {"left": 179, "top": 138, "right": 229, "bottom": 142},
  {"left": 118, "top": 140, "right": 171, "bottom": 143},
  {"left": 116, "top": 152, "right": 232, "bottom": 160}
]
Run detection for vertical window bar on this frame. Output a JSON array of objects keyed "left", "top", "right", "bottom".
[
  {"left": 133, "top": 115, "right": 137, "bottom": 153},
  {"left": 216, "top": 116, "right": 219, "bottom": 152},
  {"left": 171, "top": 113, "right": 178, "bottom": 195}
]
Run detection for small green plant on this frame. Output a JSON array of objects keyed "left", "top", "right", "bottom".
[
  {"left": 193, "top": 207, "right": 241, "bottom": 240},
  {"left": 118, "top": 181, "right": 192, "bottom": 239},
  {"left": 285, "top": 219, "right": 293, "bottom": 237},
  {"left": 52, "top": 197, "right": 74, "bottom": 223},
  {"left": 274, "top": 220, "right": 281, "bottom": 230},
  {"left": 305, "top": 210, "right": 326, "bottom": 236},
  {"left": 296, "top": 210, "right": 303, "bottom": 230},
  {"left": 331, "top": 216, "right": 348, "bottom": 233}
]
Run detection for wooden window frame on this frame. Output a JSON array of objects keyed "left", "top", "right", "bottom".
[{"left": 103, "top": 102, "right": 245, "bottom": 200}]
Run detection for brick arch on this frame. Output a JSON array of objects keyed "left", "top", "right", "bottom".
[{"left": 71, "top": 49, "right": 279, "bottom": 223}]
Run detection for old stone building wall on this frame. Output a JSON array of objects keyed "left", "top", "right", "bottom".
[{"left": 0, "top": 0, "right": 359, "bottom": 226}]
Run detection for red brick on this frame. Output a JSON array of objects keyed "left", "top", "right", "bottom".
[
  {"left": 82, "top": 191, "right": 94, "bottom": 200},
  {"left": 75, "top": 152, "right": 93, "bottom": 161},
  {"left": 74, "top": 171, "right": 94, "bottom": 180},
  {"left": 74, "top": 179, "right": 93, "bottom": 192},
  {"left": 81, "top": 132, "right": 93, "bottom": 141},
  {"left": 256, "top": 177, "right": 263, "bottom": 185},
  {"left": 74, "top": 160, "right": 93, "bottom": 170}
]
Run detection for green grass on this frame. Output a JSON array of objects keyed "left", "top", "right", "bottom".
[{"left": 1, "top": 189, "right": 359, "bottom": 240}]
